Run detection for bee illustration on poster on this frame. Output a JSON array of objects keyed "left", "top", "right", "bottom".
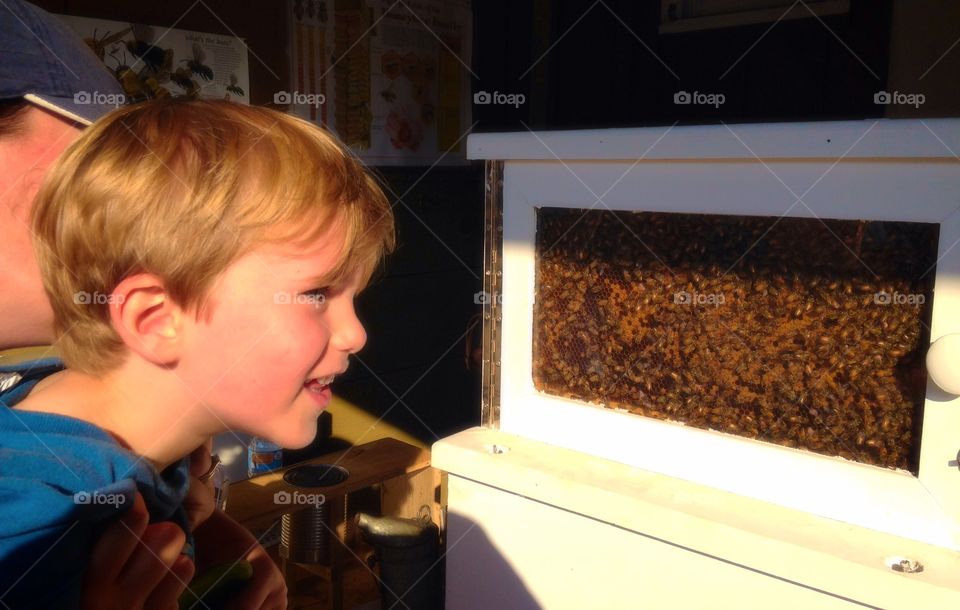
[{"left": 58, "top": 14, "right": 250, "bottom": 106}]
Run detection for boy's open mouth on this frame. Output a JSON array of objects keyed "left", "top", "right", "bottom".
[{"left": 304, "top": 375, "right": 335, "bottom": 392}]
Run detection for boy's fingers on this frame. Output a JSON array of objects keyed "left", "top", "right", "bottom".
[
  {"left": 188, "top": 438, "right": 214, "bottom": 478},
  {"left": 223, "top": 564, "right": 288, "bottom": 610},
  {"left": 263, "top": 588, "right": 289, "bottom": 610},
  {"left": 85, "top": 492, "right": 149, "bottom": 586},
  {"left": 143, "top": 554, "right": 194, "bottom": 610},
  {"left": 118, "top": 522, "right": 187, "bottom": 600},
  {"left": 81, "top": 495, "right": 189, "bottom": 609}
]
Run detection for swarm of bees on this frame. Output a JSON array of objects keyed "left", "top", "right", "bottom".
[
  {"left": 532, "top": 208, "right": 938, "bottom": 472},
  {"left": 84, "top": 25, "right": 221, "bottom": 103}
]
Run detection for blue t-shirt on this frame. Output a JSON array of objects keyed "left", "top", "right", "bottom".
[{"left": 0, "top": 357, "right": 194, "bottom": 609}]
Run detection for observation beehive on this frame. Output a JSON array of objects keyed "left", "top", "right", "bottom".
[{"left": 435, "top": 120, "right": 960, "bottom": 610}]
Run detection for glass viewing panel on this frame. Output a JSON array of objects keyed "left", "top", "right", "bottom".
[{"left": 533, "top": 208, "right": 939, "bottom": 472}]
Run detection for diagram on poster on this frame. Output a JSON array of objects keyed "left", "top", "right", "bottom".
[
  {"left": 367, "top": 0, "right": 471, "bottom": 164},
  {"left": 59, "top": 14, "right": 250, "bottom": 105},
  {"left": 286, "top": 0, "right": 471, "bottom": 165}
]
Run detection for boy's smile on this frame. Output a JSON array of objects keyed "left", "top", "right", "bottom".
[{"left": 304, "top": 374, "right": 336, "bottom": 408}]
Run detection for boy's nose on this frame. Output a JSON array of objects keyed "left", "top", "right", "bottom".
[{"left": 332, "top": 309, "right": 367, "bottom": 355}]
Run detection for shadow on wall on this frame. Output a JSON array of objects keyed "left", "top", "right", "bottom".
[{"left": 444, "top": 511, "right": 542, "bottom": 610}]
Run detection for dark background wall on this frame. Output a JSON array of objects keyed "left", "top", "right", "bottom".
[
  {"left": 473, "top": 0, "right": 960, "bottom": 130},
  {"left": 31, "top": 0, "right": 960, "bottom": 446}
]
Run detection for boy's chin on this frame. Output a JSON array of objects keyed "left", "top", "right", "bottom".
[{"left": 273, "top": 425, "right": 318, "bottom": 450}]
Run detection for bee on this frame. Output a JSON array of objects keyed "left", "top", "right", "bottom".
[
  {"left": 108, "top": 52, "right": 149, "bottom": 101},
  {"left": 171, "top": 67, "right": 201, "bottom": 97},
  {"left": 85, "top": 28, "right": 130, "bottom": 61},
  {"left": 133, "top": 46, "right": 175, "bottom": 100},
  {"left": 126, "top": 24, "right": 170, "bottom": 72},
  {"left": 226, "top": 73, "right": 245, "bottom": 97},
  {"left": 184, "top": 43, "right": 214, "bottom": 81},
  {"left": 380, "top": 87, "right": 397, "bottom": 103},
  {"left": 141, "top": 75, "right": 171, "bottom": 98}
]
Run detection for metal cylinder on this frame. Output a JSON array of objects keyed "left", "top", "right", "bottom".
[
  {"left": 356, "top": 513, "right": 441, "bottom": 610},
  {"left": 280, "top": 504, "right": 329, "bottom": 564},
  {"left": 278, "top": 463, "right": 350, "bottom": 565}
]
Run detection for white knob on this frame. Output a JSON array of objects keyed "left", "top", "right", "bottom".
[{"left": 927, "top": 334, "right": 960, "bottom": 396}]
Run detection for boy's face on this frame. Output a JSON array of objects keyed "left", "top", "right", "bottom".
[{"left": 180, "top": 225, "right": 367, "bottom": 449}]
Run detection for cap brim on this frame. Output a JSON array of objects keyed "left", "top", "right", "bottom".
[{"left": 24, "top": 93, "right": 121, "bottom": 126}]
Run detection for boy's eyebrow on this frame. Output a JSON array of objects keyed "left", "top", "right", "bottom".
[{"left": 303, "top": 269, "right": 341, "bottom": 287}]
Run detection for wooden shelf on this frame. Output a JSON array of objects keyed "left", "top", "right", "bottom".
[{"left": 226, "top": 437, "right": 431, "bottom": 529}]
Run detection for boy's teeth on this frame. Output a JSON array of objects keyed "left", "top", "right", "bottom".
[{"left": 312, "top": 375, "right": 334, "bottom": 386}]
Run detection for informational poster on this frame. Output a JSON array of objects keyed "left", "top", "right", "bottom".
[
  {"left": 367, "top": 0, "right": 472, "bottom": 164},
  {"left": 58, "top": 15, "right": 251, "bottom": 105},
  {"left": 287, "top": 0, "right": 472, "bottom": 165}
]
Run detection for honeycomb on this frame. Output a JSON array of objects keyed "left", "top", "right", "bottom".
[{"left": 533, "top": 208, "right": 938, "bottom": 471}]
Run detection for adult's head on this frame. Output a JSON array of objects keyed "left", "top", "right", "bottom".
[{"left": 0, "top": 0, "right": 123, "bottom": 349}]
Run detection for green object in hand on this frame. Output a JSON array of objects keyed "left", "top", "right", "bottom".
[{"left": 179, "top": 560, "right": 254, "bottom": 610}]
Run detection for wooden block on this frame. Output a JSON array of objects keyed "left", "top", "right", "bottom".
[
  {"left": 227, "top": 438, "right": 430, "bottom": 530},
  {"left": 381, "top": 466, "right": 442, "bottom": 526}
]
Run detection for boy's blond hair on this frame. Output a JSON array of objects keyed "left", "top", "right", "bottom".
[{"left": 32, "top": 98, "right": 395, "bottom": 374}]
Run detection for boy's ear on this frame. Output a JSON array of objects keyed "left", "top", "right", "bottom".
[{"left": 108, "top": 274, "right": 185, "bottom": 366}]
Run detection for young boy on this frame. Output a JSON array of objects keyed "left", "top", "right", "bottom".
[{"left": 0, "top": 98, "right": 395, "bottom": 607}]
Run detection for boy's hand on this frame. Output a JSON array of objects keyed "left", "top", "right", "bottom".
[
  {"left": 184, "top": 437, "right": 287, "bottom": 608},
  {"left": 184, "top": 438, "right": 217, "bottom": 531},
  {"left": 82, "top": 492, "right": 195, "bottom": 610},
  {"left": 223, "top": 543, "right": 288, "bottom": 610},
  {"left": 195, "top": 510, "right": 288, "bottom": 610}
]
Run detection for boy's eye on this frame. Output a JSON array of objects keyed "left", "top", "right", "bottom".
[{"left": 300, "top": 288, "right": 329, "bottom": 307}]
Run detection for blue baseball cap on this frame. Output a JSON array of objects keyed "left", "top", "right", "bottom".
[{"left": 0, "top": 0, "right": 124, "bottom": 125}]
